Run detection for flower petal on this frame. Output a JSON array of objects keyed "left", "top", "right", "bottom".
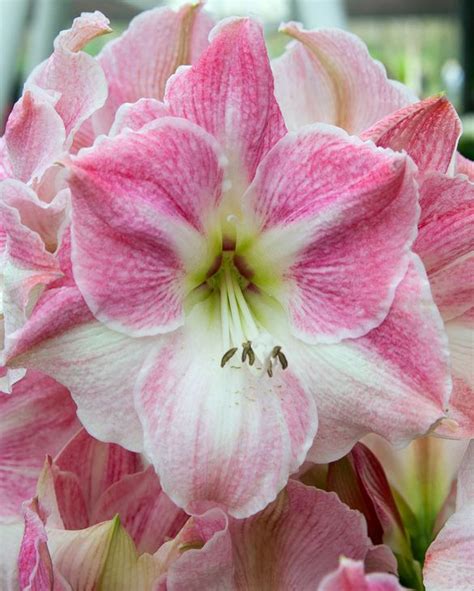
[
  {"left": 68, "top": 117, "right": 225, "bottom": 337},
  {"left": 298, "top": 255, "right": 450, "bottom": 461},
  {"left": 228, "top": 481, "right": 375, "bottom": 589},
  {"left": 319, "top": 558, "right": 404, "bottom": 591},
  {"left": 109, "top": 98, "right": 170, "bottom": 136},
  {"left": 245, "top": 124, "right": 419, "bottom": 344},
  {"left": 360, "top": 96, "right": 461, "bottom": 175},
  {"left": 19, "top": 498, "right": 55, "bottom": 591},
  {"left": 134, "top": 301, "right": 317, "bottom": 518},
  {"left": 25, "top": 12, "right": 110, "bottom": 143},
  {"left": 165, "top": 17, "right": 286, "bottom": 186},
  {"left": 437, "top": 310, "right": 474, "bottom": 438},
  {"left": 4, "top": 91, "right": 66, "bottom": 184},
  {"left": 158, "top": 509, "right": 233, "bottom": 591},
  {"left": 5, "top": 286, "right": 148, "bottom": 451},
  {"left": 423, "top": 442, "right": 474, "bottom": 591},
  {"left": 414, "top": 172, "right": 474, "bottom": 321},
  {"left": 92, "top": 465, "right": 187, "bottom": 555},
  {"left": 0, "top": 371, "right": 79, "bottom": 519},
  {"left": 273, "top": 23, "right": 415, "bottom": 134},
  {"left": 93, "top": 3, "right": 212, "bottom": 135},
  {"left": 54, "top": 428, "right": 143, "bottom": 514},
  {"left": 456, "top": 153, "right": 474, "bottom": 179}
]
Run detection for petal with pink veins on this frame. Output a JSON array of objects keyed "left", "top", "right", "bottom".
[
  {"left": 4, "top": 91, "right": 66, "bottom": 184},
  {"left": 19, "top": 498, "right": 55, "bottom": 591},
  {"left": 109, "top": 98, "right": 170, "bottom": 136},
  {"left": 0, "top": 371, "right": 79, "bottom": 519},
  {"left": 25, "top": 11, "right": 110, "bottom": 144},
  {"left": 228, "top": 481, "right": 379, "bottom": 589},
  {"left": 5, "top": 286, "right": 149, "bottom": 451},
  {"left": 93, "top": 3, "right": 212, "bottom": 136},
  {"left": 414, "top": 172, "right": 474, "bottom": 321},
  {"left": 319, "top": 558, "right": 405, "bottom": 591},
  {"left": 92, "top": 465, "right": 187, "bottom": 555},
  {"left": 165, "top": 17, "right": 286, "bottom": 187},
  {"left": 297, "top": 255, "right": 450, "bottom": 462},
  {"left": 272, "top": 23, "right": 415, "bottom": 134},
  {"left": 68, "top": 117, "right": 226, "bottom": 337},
  {"left": 360, "top": 96, "right": 461, "bottom": 175},
  {"left": 134, "top": 299, "right": 317, "bottom": 518},
  {"left": 423, "top": 441, "right": 474, "bottom": 591},
  {"left": 244, "top": 124, "right": 419, "bottom": 344},
  {"left": 157, "top": 508, "right": 233, "bottom": 591}
]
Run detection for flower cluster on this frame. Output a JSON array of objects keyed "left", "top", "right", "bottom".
[{"left": 0, "top": 4, "right": 472, "bottom": 590}]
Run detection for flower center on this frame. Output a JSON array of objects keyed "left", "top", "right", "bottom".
[{"left": 204, "top": 253, "right": 288, "bottom": 376}]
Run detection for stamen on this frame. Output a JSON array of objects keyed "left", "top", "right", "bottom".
[
  {"left": 266, "top": 361, "right": 273, "bottom": 378},
  {"left": 178, "top": 541, "right": 205, "bottom": 553},
  {"left": 221, "top": 347, "right": 238, "bottom": 368},
  {"left": 277, "top": 351, "right": 288, "bottom": 370},
  {"left": 242, "top": 341, "right": 256, "bottom": 366},
  {"left": 271, "top": 346, "right": 281, "bottom": 358}
]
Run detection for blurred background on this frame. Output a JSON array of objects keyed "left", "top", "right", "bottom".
[{"left": 1, "top": 0, "right": 473, "bottom": 155}]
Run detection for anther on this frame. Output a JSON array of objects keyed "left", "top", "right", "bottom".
[
  {"left": 277, "top": 351, "right": 288, "bottom": 370},
  {"left": 266, "top": 361, "right": 273, "bottom": 378},
  {"left": 221, "top": 347, "right": 238, "bottom": 368},
  {"left": 271, "top": 346, "right": 281, "bottom": 358},
  {"left": 242, "top": 341, "right": 256, "bottom": 366}
]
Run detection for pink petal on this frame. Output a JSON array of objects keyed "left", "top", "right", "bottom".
[
  {"left": 94, "top": 3, "right": 212, "bottom": 136},
  {"left": 92, "top": 465, "right": 187, "bottom": 555},
  {"left": 319, "top": 558, "right": 405, "bottom": 591},
  {"left": 228, "top": 481, "right": 375, "bottom": 588},
  {"left": 25, "top": 12, "right": 110, "bottom": 142},
  {"left": 54, "top": 428, "right": 143, "bottom": 514},
  {"left": 4, "top": 90, "right": 66, "bottom": 183},
  {"left": 0, "top": 137, "right": 13, "bottom": 181},
  {"left": 423, "top": 442, "right": 474, "bottom": 591},
  {"left": 165, "top": 17, "right": 286, "bottom": 185},
  {"left": 273, "top": 23, "right": 415, "bottom": 134},
  {"left": 134, "top": 315, "right": 317, "bottom": 518},
  {"left": 299, "top": 255, "right": 450, "bottom": 461},
  {"left": 414, "top": 172, "right": 474, "bottom": 321},
  {"left": 109, "top": 98, "right": 170, "bottom": 136},
  {"left": 159, "top": 509, "right": 233, "bottom": 591},
  {"left": 246, "top": 124, "right": 418, "bottom": 344},
  {"left": 5, "top": 286, "right": 148, "bottom": 451},
  {"left": 68, "top": 117, "right": 225, "bottom": 337},
  {"left": 19, "top": 498, "right": 54, "bottom": 591},
  {"left": 361, "top": 96, "right": 461, "bottom": 175},
  {"left": 0, "top": 371, "right": 79, "bottom": 519}
]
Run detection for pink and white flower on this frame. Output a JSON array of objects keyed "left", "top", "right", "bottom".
[{"left": 5, "top": 17, "right": 450, "bottom": 517}]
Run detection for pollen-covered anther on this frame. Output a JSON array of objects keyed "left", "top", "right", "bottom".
[
  {"left": 271, "top": 346, "right": 288, "bottom": 370},
  {"left": 241, "top": 341, "right": 256, "bottom": 366},
  {"left": 220, "top": 347, "right": 238, "bottom": 368}
]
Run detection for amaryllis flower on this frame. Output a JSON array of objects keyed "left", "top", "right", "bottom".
[
  {"left": 0, "top": 11, "right": 111, "bottom": 392},
  {"left": 4, "top": 17, "right": 451, "bottom": 517},
  {"left": 359, "top": 96, "right": 474, "bottom": 438},
  {"left": 13, "top": 468, "right": 399, "bottom": 591},
  {"left": 423, "top": 440, "right": 474, "bottom": 591},
  {"left": 272, "top": 23, "right": 416, "bottom": 134}
]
